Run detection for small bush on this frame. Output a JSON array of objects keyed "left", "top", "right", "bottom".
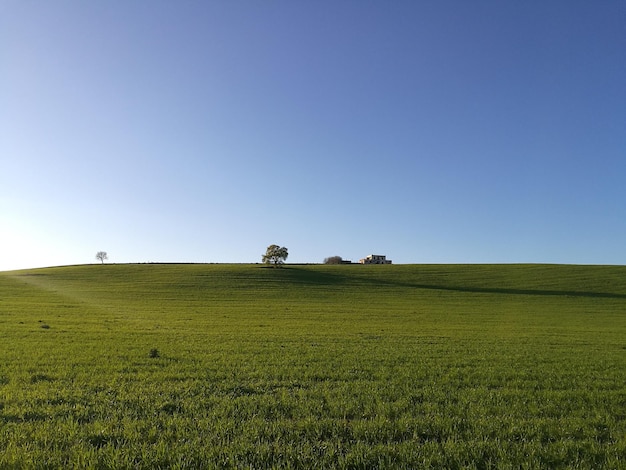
[
  {"left": 160, "top": 402, "right": 181, "bottom": 414},
  {"left": 30, "top": 374, "right": 54, "bottom": 383},
  {"left": 149, "top": 348, "right": 160, "bottom": 358}
]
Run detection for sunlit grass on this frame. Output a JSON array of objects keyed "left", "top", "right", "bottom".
[{"left": 1, "top": 263, "right": 625, "bottom": 468}]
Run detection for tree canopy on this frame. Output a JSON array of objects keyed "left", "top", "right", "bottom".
[{"left": 262, "top": 245, "right": 288, "bottom": 267}]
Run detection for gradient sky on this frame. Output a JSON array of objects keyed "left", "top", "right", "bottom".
[{"left": 1, "top": 1, "right": 625, "bottom": 270}]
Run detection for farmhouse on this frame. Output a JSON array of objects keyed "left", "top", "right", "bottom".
[{"left": 359, "top": 254, "right": 392, "bottom": 265}]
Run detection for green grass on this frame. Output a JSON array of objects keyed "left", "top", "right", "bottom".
[{"left": 1, "top": 263, "right": 625, "bottom": 468}]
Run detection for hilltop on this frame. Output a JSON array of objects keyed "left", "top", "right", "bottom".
[{"left": 3, "top": 262, "right": 626, "bottom": 301}]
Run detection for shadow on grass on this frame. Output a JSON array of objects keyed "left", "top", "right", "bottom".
[
  {"left": 282, "top": 266, "right": 626, "bottom": 300},
  {"left": 402, "top": 283, "right": 626, "bottom": 300}
]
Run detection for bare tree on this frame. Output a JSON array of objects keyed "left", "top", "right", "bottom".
[
  {"left": 262, "top": 245, "right": 288, "bottom": 267},
  {"left": 95, "top": 251, "right": 108, "bottom": 264}
]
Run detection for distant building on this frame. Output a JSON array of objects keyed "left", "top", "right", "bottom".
[{"left": 359, "top": 254, "right": 392, "bottom": 265}]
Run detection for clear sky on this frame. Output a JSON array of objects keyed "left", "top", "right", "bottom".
[{"left": 1, "top": 1, "right": 625, "bottom": 270}]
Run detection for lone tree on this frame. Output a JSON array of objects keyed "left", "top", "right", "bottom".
[
  {"left": 95, "top": 251, "right": 108, "bottom": 264},
  {"left": 262, "top": 244, "right": 288, "bottom": 267},
  {"left": 324, "top": 256, "right": 343, "bottom": 265}
]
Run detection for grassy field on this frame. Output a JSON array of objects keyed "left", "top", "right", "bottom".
[{"left": 1, "top": 263, "right": 625, "bottom": 468}]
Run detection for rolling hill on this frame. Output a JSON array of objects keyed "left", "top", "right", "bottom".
[{"left": 1, "top": 263, "right": 625, "bottom": 468}]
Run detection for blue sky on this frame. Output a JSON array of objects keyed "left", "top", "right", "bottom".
[{"left": 1, "top": 1, "right": 624, "bottom": 270}]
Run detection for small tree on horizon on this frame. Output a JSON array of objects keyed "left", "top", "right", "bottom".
[
  {"left": 324, "top": 256, "right": 343, "bottom": 265},
  {"left": 95, "top": 251, "right": 108, "bottom": 264},
  {"left": 262, "top": 245, "right": 288, "bottom": 267}
]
